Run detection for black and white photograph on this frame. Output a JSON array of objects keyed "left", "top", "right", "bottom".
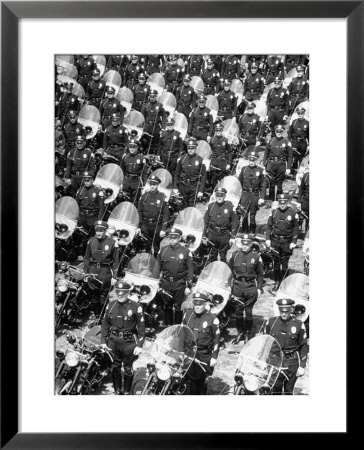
[{"left": 54, "top": 54, "right": 310, "bottom": 396}]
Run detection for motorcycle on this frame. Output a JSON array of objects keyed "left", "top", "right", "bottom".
[
  {"left": 132, "top": 324, "right": 199, "bottom": 395},
  {"left": 55, "top": 326, "right": 113, "bottom": 395},
  {"left": 227, "top": 334, "right": 284, "bottom": 395},
  {"left": 55, "top": 196, "right": 81, "bottom": 261}
]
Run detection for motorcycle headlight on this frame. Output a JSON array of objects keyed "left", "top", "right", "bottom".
[
  {"left": 65, "top": 352, "right": 80, "bottom": 367},
  {"left": 156, "top": 365, "right": 171, "bottom": 381},
  {"left": 147, "top": 362, "right": 156, "bottom": 373},
  {"left": 234, "top": 372, "right": 244, "bottom": 385},
  {"left": 243, "top": 374, "right": 259, "bottom": 392},
  {"left": 57, "top": 279, "right": 69, "bottom": 293}
]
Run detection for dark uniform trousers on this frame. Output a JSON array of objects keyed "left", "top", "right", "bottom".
[
  {"left": 140, "top": 221, "right": 163, "bottom": 256},
  {"left": 107, "top": 335, "right": 137, "bottom": 393},
  {"left": 158, "top": 278, "right": 185, "bottom": 325},
  {"left": 207, "top": 229, "right": 230, "bottom": 263},
  {"left": 160, "top": 153, "right": 179, "bottom": 174},
  {"left": 230, "top": 279, "right": 258, "bottom": 335},
  {"left": 88, "top": 264, "right": 113, "bottom": 316},
  {"left": 188, "top": 349, "right": 214, "bottom": 395},
  {"left": 241, "top": 192, "right": 259, "bottom": 233},
  {"left": 179, "top": 181, "right": 199, "bottom": 209},
  {"left": 271, "top": 237, "right": 292, "bottom": 282},
  {"left": 272, "top": 352, "right": 300, "bottom": 394},
  {"left": 263, "top": 160, "right": 286, "bottom": 199},
  {"left": 123, "top": 176, "right": 143, "bottom": 204}
]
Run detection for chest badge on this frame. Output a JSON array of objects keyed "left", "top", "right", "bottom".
[
  {"left": 83, "top": 154, "right": 87, "bottom": 158},
  {"left": 202, "top": 321, "right": 208, "bottom": 329},
  {"left": 127, "top": 309, "right": 133, "bottom": 317},
  {"left": 280, "top": 92, "right": 285, "bottom": 98},
  {"left": 287, "top": 215, "right": 291, "bottom": 221},
  {"left": 99, "top": 83, "right": 103, "bottom": 89},
  {"left": 173, "top": 136, "right": 177, "bottom": 141},
  {"left": 105, "top": 245, "right": 109, "bottom": 251},
  {"left": 282, "top": 143, "right": 286, "bottom": 147},
  {"left": 179, "top": 253, "right": 184, "bottom": 259},
  {"left": 92, "top": 193, "right": 96, "bottom": 198},
  {"left": 157, "top": 199, "right": 160, "bottom": 205},
  {"left": 137, "top": 159, "right": 140, "bottom": 164},
  {"left": 291, "top": 326, "right": 296, "bottom": 334},
  {"left": 195, "top": 161, "right": 199, "bottom": 166},
  {"left": 251, "top": 259, "right": 255, "bottom": 264},
  {"left": 304, "top": 125, "right": 307, "bottom": 129},
  {"left": 204, "top": 112, "right": 208, "bottom": 116},
  {"left": 113, "top": 103, "right": 116, "bottom": 108},
  {"left": 256, "top": 171, "right": 260, "bottom": 177},
  {"left": 256, "top": 78, "right": 259, "bottom": 82},
  {"left": 224, "top": 209, "right": 228, "bottom": 214}
]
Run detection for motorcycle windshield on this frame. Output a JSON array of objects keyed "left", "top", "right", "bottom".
[
  {"left": 108, "top": 201, "right": 139, "bottom": 246},
  {"left": 57, "top": 64, "right": 78, "bottom": 85},
  {"left": 126, "top": 253, "right": 160, "bottom": 279},
  {"left": 222, "top": 119, "right": 240, "bottom": 145},
  {"left": 92, "top": 55, "right": 106, "bottom": 76},
  {"left": 275, "top": 273, "right": 309, "bottom": 321},
  {"left": 158, "top": 92, "right": 176, "bottom": 116},
  {"left": 209, "top": 176, "right": 242, "bottom": 210},
  {"left": 230, "top": 79, "right": 244, "bottom": 106},
  {"left": 94, "top": 163, "right": 123, "bottom": 204},
  {"left": 147, "top": 73, "right": 165, "bottom": 95},
  {"left": 253, "top": 100, "right": 267, "bottom": 120},
  {"left": 55, "top": 55, "right": 74, "bottom": 69},
  {"left": 55, "top": 176, "right": 67, "bottom": 189},
  {"left": 55, "top": 196, "right": 79, "bottom": 240},
  {"left": 123, "top": 111, "right": 145, "bottom": 140},
  {"left": 174, "top": 207, "right": 204, "bottom": 252},
  {"left": 102, "top": 70, "right": 122, "bottom": 91},
  {"left": 205, "top": 95, "right": 219, "bottom": 121},
  {"left": 150, "top": 325, "right": 197, "bottom": 378},
  {"left": 190, "top": 76, "right": 204, "bottom": 96},
  {"left": 236, "top": 335, "right": 283, "bottom": 391},
  {"left": 143, "top": 168, "right": 172, "bottom": 200},
  {"left": 195, "top": 261, "right": 232, "bottom": 314},
  {"left": 196, "top": 140, "right": 212, "bottom": 171},
  {"left": 290, "top": 101, "right": 310, "bottom": 123},
  {"left": 116, "top": 87, "right": 134, "bottom": 115},
  {"left": 78, "top": 105, "right": 101, "bottom": 139},
  {"left": 173, "top": 112, "right": 188, "bottom": 139},
  {"left": 72, "top": 82, "right": 85, "bottom": 101}
]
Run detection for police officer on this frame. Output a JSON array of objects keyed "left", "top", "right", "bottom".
[
  {"left": 175, "top": 74, "right": 197, "bottom": 119},
  {"left": 101, "top": 281, "right": 145, "bottom": 395},
  {"left": 203, "top": 187, "right": 238, "bottom": 262},
  {"left": 186, "top": 55, "right": 204, "bottom": 77},
  {"left": 238, "top": 102, "right": 264, "bottom": 151},
  {"left": 76, "top": 55, "right": 97, "bottom": 88},
  {"left": 238, "top": 152, "right": 265, "bottom": 234},
  {"left": 83, "top": 220, "right": 119, "bottom": 318},
  {"left": 141, "top": 90, "right": 166, "bottom": 154},
  {"left": 109, "top": 54, "right": 129, "bottom": 80},
  {"left": 265, "top": 55, "right": 285, "bottom": 85},
  {"left": 266, "top": 77, "right": 290, "bottom": 133},
  {"left": 76, "top": 172, "right": 105, "bottom": 231},
  {"left": 188, "top": 95, "right": 214, "bottom": 143},
  {"left": 202, "top": 58, "right": 220, "bottom": 95},
  {"left": 102, "top": 113, "right": 129, "bottom": 162},
  {"left": 55, "top": 82, "right": 80, "bottom": 121},
  {"left": 229, "top": 234, "right": 264, "bottom": 344},
  {"left": 266, "top": 194, "right": 299, "bottom": 290},
  {"left": 221, "top": 55, "right": 241, "bottom": 82},
  {"left": 183, "top": 292, "right": 220, "bottom": 395},
  {"left": 217, "top": 79, "right": 238, "bottom": 120},
  {"left": 262, "top": 125, "right": 292, "bottom": 201},
  {"left": 243, "top": 63, "right": 265, "bottom": 102},
  {"left": 286, "top": 65, "right": 309, "bottom": 114},
  {"left": 144, "top": 54, "right": 163, "bottom": 76},
  {"left": 287, "top": 106, "right": 309, "bottom": 170},
  {"left": 65, "top": 135, "right": 95, "bottom": 196},
  {"left": 264, "top": 298, "right": 308, "bottom": 394},
  {"left": 99, "top": 86, "right": 126, "bottom": 130},
  {"left": 132, "top": 72, "right": 151, "bottom": 112},
  {"left": 124, "top": 55, "right": 143, "bottom": 89},
  {"left": 157, "top": 118, "right": 184, "bottom": 174},
  {"left": 174, "top": 139, "right": 206, "bottom": 208},
  {"left": 137, "top": 175, "right": 170, "bottom": 257},
  {"left": 164, "top": 55, "right": 183, "bottom": 93},
  {"left": 85, "top": 68, "right": 106, "bottom": 107},
  {"left": 297, "top": 165, "right": 309, "bottom": 232},
  {"left": 209, "top": 123, "right": 232, "bottom": 191},
  {"left": 121, "top": 139, "right": 147, "bottom": 203},
  {"left": 62, "top": 110, "right": 85, "bottom": 156},
  {"left": 157, "top": 227, "right": 194, "bottom": 325}
]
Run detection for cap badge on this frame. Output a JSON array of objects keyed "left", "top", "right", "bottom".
[{"left": 282, "top": 299, "right": 287, "bottom": 305}]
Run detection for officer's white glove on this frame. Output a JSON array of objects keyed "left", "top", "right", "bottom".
[
  {"left": 296, "top": 367, "right": 305, "bottom": 377},
  {"left": 289, "top": 243, "right": 296, "bottom": 250},
  {"left": 133, "top": 346, "right": 143, "bottom": 356},
  {"left": 136, "top": 228, "right": 141, "bottom": 236},
  {"left": 229, "top": 238, "right": 235, "bottom": 246},
  {"left": 210, "top": 358, "right": 217, "bottom": 368},
  {"left": 258, "top": 199, "right": 264, "bottom": 206},
  {"left": 197, "top": 192, "right": 203, "bottom": 199},
  {"left": 266, "top": 240, "right": 271, "bottom": 248},
  {"left": 111, "top": 278, "right": 117, "bottom": 286},
  {"left": 100, "top": 343, "right": 109, "bottom": 350},
  {"left": 285, "top": 169, "right": 291, "bottom": 175},
  {"left": 226, "top": 164, "right": 231, "bottom": 170},
  {"left": 257, "top": 289, "right": 262, "bottom": 298},
  {"left": 184, "top": 287, "right": 191, "bottom": 296},
  {"left": 159, "top": 230, "right": 166, "bottom": 238},
  {"left": 283, "top": 115, "right": 288, "bottom": 121},
  {"left": 65, "top": 178, "right": 71, "bottom": 185},
  {"left": 296, "top": 203, "right": 302, "bottom": 210},
  {"left": 207, "top": 136, "right": 212, "bottom": 143}
]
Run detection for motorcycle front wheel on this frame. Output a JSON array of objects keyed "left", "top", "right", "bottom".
[
  {"left": 55, "top": 378, "right": 71, "bottom": 395},
  {"left": 131, "top": 378, "right": 148, "bottom": 395}
]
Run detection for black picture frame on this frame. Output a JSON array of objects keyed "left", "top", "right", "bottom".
[{"left": 1, "top": 1, "right": 359, "bottom": 447}]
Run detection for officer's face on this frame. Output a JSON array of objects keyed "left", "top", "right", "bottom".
[
  {"left": 83, "top": 177, "right": 93, "bottom": 187},
  {"left": 241, "top": 243, "right": 252, "bottom": 253},
  {"left": 224, "top": 84, "right": 230, "bottom": 92},
  {"left": 207, "top": 63, "right": 214, "bottom": 69},
  {"left": 149, "top": 95, "right": 157, "bottom": 103},
  {"left": 149, "top": 182, "right": 158, "bottom": 192},
  {"left": 116, "top": 290, "right": 129, "bottom": 302},
  {"left": 248, "top": 158, "right": 257, "bottom": 167},
  {"left": 193, "top": 301, "right": 206, "bottom": 314},
  {"left": 139, "top": 77, "right": 146, "bottom": 85},
  {"left": 251, "top": 67, "right": 258, "bottom": 74},
  {"left": 93, "top": 73, "right": 100, "bottom": 80},
  {"left": 297, "top": 70, "right": 304, "bottom": 78},
  {"left": 187, "top": 146, "right": 196, "bottom": 156},
  {"left": 298, "top": 112, "right": 304, "bottom": 119},
  {"left": 183, "top": 80, "right": 190, "bottom": 86},
  {"left": 198, "top": 100, "right": 205, "bottom": 108},
  {"left": 69, "top": 116, "right": 77, "bottom": 123},
  {"left": 95, "top": 228, "right": 106, "bottom": 239},
  {"left": 216, "top": 194, "right": 225, "bottom": 204},
  {"left": 274, "top": 81, "right": 282, "bottom": 89},
  {"left": 111, "top": 118, "right": 120, "bottom": 127},
  {"left": 215, "top": 129, "right": 222, "bottom": 136},
  {"left": 278, "top": 201, "right": 288, "bottom": 211},
  {"left": 279, "top": 308, "right": 292, "bottom": 321},
  {"left": 169, "top": 235, "right": 180, "bottom": 247},
  {"left": 76, "top": 140, "right": 85, "bottom": 149},
  {"left": 166, "top": 125, "right": 174, "bottom": 131},
  {"left": 246, "top": 107, "right": 254, "bottom": 115},
  {"left": 129, "top": 145, "right": 138, "bottom": 154},
  {"left": 275, "top": 131, "right": 283, "bottom": 138}
]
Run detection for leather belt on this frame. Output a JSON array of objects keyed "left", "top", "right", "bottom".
[
  {"left": 80, "top": 209, "right": 98, "bottom": 215},
  {"left": 90, "top": 262, "right": 111, "bottom": 268},
  {"left": 283, "top": 350, "right": 298, "bottom": 358},
  {"left": 272, "top": 235, "right": 292, "bottom": 241},
  {"left": 181, "top": 178, "right": 197, "bottom": 185},
  {"left": 145, "top": 218, "right": 161, "bottom": 224},
  {"left": 111, "top": 330, "right": 134, "bottom": 341},
  {"left": 72, "top": 171, "right": 82, "bottom": 176},
  {"left": 243, "top": 188, "right": 259, "bottom": 193},
  {"left": 269, "top": 157, "right": 285, "bottom": 162},
  {"left": 210, "top": 226, "right": 228, "bottom": 232},
  {"left": 125, "top": 174, "right": 139, "bottom": 180},
  {"left": 272, "top": 106, "right": 284, "bottom": 111},
  {"left": 195, "top": 126, "right": 207, "bottom": 131},
  {"left": 163, "top": 275, "right": 185, "bottom": 282},
  {"left": 237, "top": 276, "right": 255, "bottom": 282}
]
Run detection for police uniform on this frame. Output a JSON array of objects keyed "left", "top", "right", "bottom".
[
  {"left": 188, "top": 102, "right": 214, "bottom": 141},
  {"left": 202, "top": 64, "right": 220, "bottom": 95},
  {"left": 101, "top": 282, "right": 146, "bottom": 394},
  {"left": 209, "top": 132, "right": 231, "bottom": 189},
  {"left": 164, "top": 62, "right": 184, "bottom": 93},
  {"left": 262, "top": 131, "right": 293, "bottom": 199},
  {"left": 175, "top": 83, "right": 197, "bottom": 119},
  {"left": 100, "top": 95, "right": 126, "bottom": 130},
  {"left": 297, "top": 171, "right": 309, "bottom": 229},
  {"left": 132, "top": 82, "right": 151, "bottom": 112},
  {"left": 121, "top": 146, "right": 147, "bottom": 203},
  {"left": 76, "top": 179, "right": 105, "bottom": 230},
  {"left": 102, "top": 120, "right": 129, "bottom": 162},
  {"left": 286, "top": 69, "right": 309, "bottom": 113},
  {"left": 187, "top": 55, "right": 204, "bottom": 77},
  {"left": 109, "top": 54, "right": 129, "bottom": 80},
  {"left": 217, "top": 88, "right": 238, "bottom": 120},
  {"left": 56, "top": 89, "right": 80, "bottom": 121},
  {"left": 65, "top": 141, "right": 95, "bottom": 195},
  {"left": 141, "top": 96, "right": 166, "bottom": 154},
  {"left": 244, "top": 70, "right": 265, "bottom": 101},
  {"left": 83, "top": 221, "right": 119, "bottom": 316},
  {"left": 264, "top": 55, "right": 285, "bottom": 84},
  {"left": 76, "top": 56, "right": 97, "bottom": 88},
  {"left": 145, "top": 55, "right": 162, "bottom": 76},
  {"left": 266, "top": 83, "right": 290, "bottom": 131},
  {"left": 228, "top": 236, "right": 264, "bottom": 343},
  {"left": 266, "top": 198, "right": 299, "bottom": 285},
  {"left": 239, "top": 107, "right": 263, "bottom": 148},
  {"left": 174, "top": 150, "right": 207, "bottom": 209},
  {"left": 157, "top": 127, "right": 184, "bottom": 174},
  {"left": 62, "top": 118, "right": 85, "bottom": 155},
  {"left": 238, "top": 160, "right": 264, "bottom": 233},
  {"left": 124, "top": 60, "right": 143, "bottom": 89},
  {"left": 157, "top": 229, "right": 194, "bottom": 325},
  {"left": 221, "top": 55, "right": 241, "bottom": 82},
  {"left": 85, "top": 74, "right": 106, "bottom": 107},
  {"left": 138, "top": 177, "right": 170, "bottom": 256},
  {"left": 287, "top": 115, "right": 309, "bottom": 168},
  {"left": 203, "top": 190, "right": 238, "bottom": 262},
  {"left": 183, "top": 296, "right": 220, "bottom": 395},
  {"left": 264, "top": 299, "right": 308, "bottom": 394}
]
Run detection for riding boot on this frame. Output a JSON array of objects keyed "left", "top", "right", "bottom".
[
  {"left": 241, "top": 217, "right": 249, "bottom": 234},
  {"left": 93, "top": 301, "right": 102, "bottom": 318},
  {"left": 232, "top": 317, "right": 245, "bottom": 344},
  {"left": 112, "top": 367, "right": 123, "bottom": 395},
  {"left": 164, "top": 307, "right": 173, "bottom": 326},
  {"left": 249, "top": 223, "right": 256, "bottom": 234},
  {"left": 244, "top": 318, "right": 253, "bottom": 343},
  {"left": 123, "top": 373, "right": 134, "bottom": 395},
  {"left": 173, "top": 309, "right": 183, "bottom": 325}
]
